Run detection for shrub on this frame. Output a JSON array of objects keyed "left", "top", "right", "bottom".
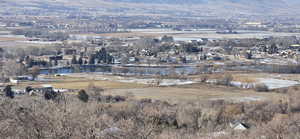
[
  {"left": 113, "top": 95, "right": 126, "bottom": 102},
  {"left": 87, "top": 82, "right": 104, "bottom": 99},
  {"left": 224, "top": 104, "right": 244, "bottom": 117},
  {"left": 99, "top": 95, "right": 126, "bottom": 103},
  {"left": 140, "top": 98, "right": 153, "bottom": 104},
  {"left": 255, "top": 83, "right": 269, "bottom": 92},
  {"left": 288, "top": 89, "right": 300, "bottom": 112},
  {"left": 275, "top": 88, "right": 288, "bottom": 94},
  {"left": 223, "top": 74, "right": 233, "bottom": 85},
  {"left": 25, "top": 86, "right": 33, "bottom": 93},
  {"left": 216, "top": 74, "right": 233, "bottom": 86},
  {"left": 44, "top": 90, "right": 58, "bottom": 100},
  {"left": 200, "top": 75, "right": 209, "bottom": 83},
  {"left": 78, "top": 89, "right": 89, "bottom": 103}
]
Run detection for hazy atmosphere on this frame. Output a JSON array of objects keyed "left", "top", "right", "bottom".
[{"left": 0, "top": 0, "right": 300, "bottom": 139}]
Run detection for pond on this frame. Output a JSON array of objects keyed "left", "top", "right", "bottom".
[
  {"left": 39, "top": 65, "right": 212, "bottom": 76},
  {"left": 40, "top": 63, "right": 300, "bottom": 76}
]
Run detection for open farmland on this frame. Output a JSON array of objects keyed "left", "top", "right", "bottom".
[
  {"left": 17, "top": 75, "right": 148, "bottom": 90},
  {"left": 13, "top": 73, "right": 287, "bottom": 103},
  {"left": 105, "top": 84, "right": 286, "bottom": 103},
  {"left": 0, "top": 37, "right": 26, "bottom": 41},
  {"left": 2, "top": 0, "right": 300, "bottom": 137},
  {"left": 76, "top": 29, "right": 300, "bottom": 40}
]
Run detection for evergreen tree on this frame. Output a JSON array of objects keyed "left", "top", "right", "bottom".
[
  {"left": 97, "top": 48, "right": 107, "bottom": 63},
  {"left": 25, "top": 56, "right": 34, "bottom": 67},
  {"left": 268, "top": 43, "right": 278, "bottom": 54},
  {"left": 77, "top": 89, "right": 89, "bottom": 103},
  {"left": 78, "top": 57, "right": 83, "bottom": 65},
  {"left": 71, "top": 55, "right": 77, "bottom": 64},
  {"left": 245, "top": 50, "right": 253, "bottom": 59},
  {"left": 44, "top": 90, "right": 58, "bottom": 100},
  {"left": 54, "top": 59, "right": 58, "bottom": 66},
  {"left": 88, "top": 54, "right": 95, "bottom": 64},
  {"left": 4, "top": 85, "right": 14, "bottom": 99}
]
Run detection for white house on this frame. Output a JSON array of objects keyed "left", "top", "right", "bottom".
[
  {"left": 230, "top": 122, "right": 249, "bottom": 131},
  {"left": 10, "top": 76, "right": 33, "bottom": 84}
]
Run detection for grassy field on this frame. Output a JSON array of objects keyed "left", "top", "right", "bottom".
[
  {"left": 228, "top": 73, "right": 300, "bottom": 82},
  {"left": 0, "top": 37, "right": 26, "bottom": 41},
  {"left": 105, "top": 83, "right": 286, "bottom": 103},
  {"left": 14, "top": 73, "right": 288, "bottom": 103},
  {"left": 50, "top": 80, "right": 148, "bottom": 90},
  {"left": 18, "top": 77, "right": 148, "bottom": 90},
  {"left": 77, "top": 29, "right": 300, "bottom": 39}
]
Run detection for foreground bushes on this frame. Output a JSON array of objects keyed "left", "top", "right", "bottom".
[{"left": 0, "top": 90, "right": 299, "bottom": 139}]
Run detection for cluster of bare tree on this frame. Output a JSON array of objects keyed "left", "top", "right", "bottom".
[
  {"left": 0, "top": 60, "right": 40, "bottom": 81},
  {"left": 12, "top": 29, "right": 69, "bottom": 41}
]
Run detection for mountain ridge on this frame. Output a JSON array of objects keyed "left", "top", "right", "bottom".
[{"left": 1, "top": 0, "right": 299, "bottom": 17}]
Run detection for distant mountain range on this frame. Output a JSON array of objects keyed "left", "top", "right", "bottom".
[
  {"left": 1, "top": 0, "right": 300, "bottom": 17},
  {"left": 108, "top": 0, "right": 274, "bottom": 4},
  {"left": 107, "top": 0, "right": 299, "bottom": 6}
]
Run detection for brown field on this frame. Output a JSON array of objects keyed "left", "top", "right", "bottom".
[
  {"left": 80, "top": 32, "right": 159, "bottom": 38},
  {"left": 0, "top": 37, "right": 26, "bottom": 41},
  {"left": 191, "top": 72, "right": 300, "bottom": 83},
  {"left": 18, "top": 77, "right": 148, "bottom": 90},
  {"left": 77, "top": 29, "right": 300, "bottom": 39},
  {"left": 14, "top": 74, "right": 287, "bottom": 103},
  {"left": 105, "top": 84, "right": 286, "bottom": 103},
  {"left": 230, "top": 73, "right": 300, "bottom": 82}
]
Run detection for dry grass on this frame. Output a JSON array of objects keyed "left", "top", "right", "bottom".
[
  {"left": 15, "top": 74, "right": 287, "bottom": 103},
  {"left": 105, "top": 84, "right": 286, "bottom": 103},
  {"left": 0, "top": 37, "right": 25, "bottom": 41},
  {"left": 18, "top": 78, "right": 147, "bottom": 90},
  {"left": 232, "top": 74, "right": 257, "bottom": 83},
  {"left": 78, "top": 29, "right": 300, "bottom": 39},
  {"left": 79, "top": 32, "right": 159, "bottom": 38},
  {"left": 195, "top": 72, "right": 300, "bottom": 83},
  {"left": 51, "top": 80, "right": 147, "bottom": 89},
  {"left": 16, "top": 74, "right": 150, "bottom": 89}
]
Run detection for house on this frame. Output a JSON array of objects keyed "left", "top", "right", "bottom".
[
  {"left": 10, "top": 76, "right": 34, "bottom": 84},
  {"left": 56, "top": 59, "right": 70, "bottom": 66},
  {"left": 185, "top": 55, "right": 199, "bottom": 63},
  {"left": 32, "top": 84, "right": 53, "bottom": 93},
  {"left": 243, "top": 22, "right": 266, "bottom": 28},
  {"left": 99, "top": 127, "right": 124, "bottom": 137},
  {"left": 289, "top": 44, "right": 300, "bottom": 50},
  {"left": 12, "top": 89, "right": 25, "bottom": 94},
  {"left": 0, "top": 86, "right": 5, "bottom": 92},
  {"left": 230, "top": 121, "right": 249, "bottom": 130},
  {"left": 49, "top": 55, "right": 63, "bottom": 61},
  {"left": 54, "top": 74, "right": 66, "bottom": 77},
  {"left": 0, "top": 22, "right": 6, "bottom": 27},
  {"left": 53, "top": 88, "right": 69, "bottom": 93},
  {"left": 164, "top": 56, "right": 178, "bottom": 63},
  {"left": 206, "top": 53, "right": 223, "bottom": 61},
  {"left": 129, "top": 57, "right": 137, "bottom": 63},
  {"left": 113, "top": 58, "right": 122, "bottom": 64},
  {"left": 63, "top": 49, "right": 77, "bottom": 55}
]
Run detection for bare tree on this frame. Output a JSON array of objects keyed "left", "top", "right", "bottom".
[
  {"left": 28, "top": 66, "right": 40, "bottom": 80},
  {"left": 2, "top": 60, "right": 26, "bottom": 78}
]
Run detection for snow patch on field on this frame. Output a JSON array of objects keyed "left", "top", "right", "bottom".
[
  {"left": 211, "top": 96, "right": 265, "bottom": 102},
  {"left": 257, "top": 78, "right": 299, "bottom": 89},
  {"left": 118, "top": 78, "right": 196, "bottom": 86},
  {"left": 229, "top": 78, "right": 299, "bottom": 90}
]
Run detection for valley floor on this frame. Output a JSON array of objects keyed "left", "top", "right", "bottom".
[{"left": 13, "top": 72, "right": 290, "bottom": 103}]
